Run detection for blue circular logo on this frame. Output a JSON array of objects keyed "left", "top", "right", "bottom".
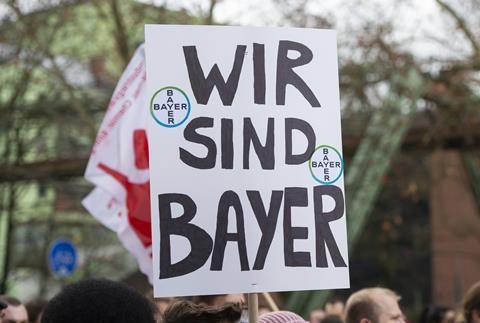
[
  {"left": 150, "top": 86, "right": 191, "bottom": 128},
  {"left": 48, "top": 239, "right": 77, "bottom": 278},
  {"left": 309, "top": 145, "right": 344, "bottom": 184}
]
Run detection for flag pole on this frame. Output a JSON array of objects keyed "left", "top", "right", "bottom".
[
  {"left": 248, "top": 293, "right": 259, "bottom": 323},
  {"left": 262, "top": 292, "right": 279, "bottom": 312}
]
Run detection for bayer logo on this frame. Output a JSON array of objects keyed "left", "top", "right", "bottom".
[
  {"left": 150, "top": 86, "right": 191, "bottom": 127},
  {"left": 309, "top": 145, "right": 344, "bottom": 184}
]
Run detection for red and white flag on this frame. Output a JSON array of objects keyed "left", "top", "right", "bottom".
[{"left": 82, "top": 44, "right": 153, "bottom": 281}]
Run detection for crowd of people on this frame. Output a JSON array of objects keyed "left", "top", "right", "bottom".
[{"left": 0, "top": 279, "right": 479, "bottom": 323}]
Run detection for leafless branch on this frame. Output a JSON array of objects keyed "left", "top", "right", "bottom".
[
  {"left": 109, "top": 0, "right": 130, "bottom": 67},
  {"left": 0, "top": 158, "right": 87, "bottom": 182},
  {"left": 435, "top": 0, "right": 480, "bottom": 57},
  {"left": 204, "top": 0, "right": 218, "bottom": 25}
]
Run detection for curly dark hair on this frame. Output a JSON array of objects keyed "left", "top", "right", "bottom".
[
  {"left": 163, "top": 300, "right": 242, "bottom": 323},
  {"left": 41, "top": 278, "right": 156, "bottom": 323}
]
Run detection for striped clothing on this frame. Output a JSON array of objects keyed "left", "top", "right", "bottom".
[{"left": 259, "top": 311, "right": 308, "bottom": 323}]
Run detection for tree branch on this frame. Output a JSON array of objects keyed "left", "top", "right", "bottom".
[
  {"left": 2, "top": 115, "right": 480, "bottom": 183},
  {"left": 435, "top": 0, "right": 479, "bottom": 57},
  {"left": 204, "top": 0, "right": 218, "bottom": 25},
  {"left": 0, "top": 158, "right": 87, "bottom": 182},
  {"left": 109, "top": 0, "right": 130, "bottom": 67}
]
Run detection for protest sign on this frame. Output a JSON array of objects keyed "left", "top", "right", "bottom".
[{"left": 145, "top": 25, "right": 349, "bottom": 297}]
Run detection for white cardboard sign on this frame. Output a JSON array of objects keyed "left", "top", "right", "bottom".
[{"left": 145, "top": 25, "right": 349, "bottom": 297}]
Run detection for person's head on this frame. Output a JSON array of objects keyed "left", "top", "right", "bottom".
[
  {"left": 25, "top": 299, "right": 47, "bottom": 323},
  {"left": 40, "top": 278, "right": 156, "bottom": 323},
  {"left": 163, "top": 300, "right": 241, "bottom": 323},
  {"left": 325, "top": 297, "right": 345, "bottom": 316},
  {"left": 0, "top": 300, "right": 6, "bottom": 319},
  {"left": 192, "top": 294, "right": 246, "bottom": 307},
  {"left": 464, "top": 281, "right": 480, "bottom": 323},
  {"left": 310, "top": 308, "right": 326, "bottom": 323},
  {"left": 345, "top": 288, "right": 405, "bottom": 323},
  {"left": 0, "top": 296, "right": 28, "bottom": 323},
  {"left": 420, "top": 306, "right": 455, "bottom": 323},
  {"left": 259, "top": 311, "right": 307, "bottom": 323},
  {"left": 155, "top": 297, "right": 175, "bottom": 315},
  {"left": 323, "top": 315, "right": 345, "bottom": 323}
]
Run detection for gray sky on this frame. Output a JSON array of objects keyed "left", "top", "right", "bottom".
[
  {"left": 147, "top": 0, "right": 457, "bottom": 59},
  {"left": 1, "top": 0, "right": 469, "bottom": 60},
  {"left": 158, "top": 0, "right": 442, "bottom": 27}
]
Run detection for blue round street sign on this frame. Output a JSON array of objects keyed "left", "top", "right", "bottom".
[{"left": 48, "top": 239, "right": 77, "bottom": 278}]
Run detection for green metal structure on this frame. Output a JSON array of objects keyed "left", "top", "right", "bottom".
[{"left": 286, "top": 68, "right": 424, "bottom": 316}]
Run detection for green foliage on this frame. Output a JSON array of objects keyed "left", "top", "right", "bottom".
[{"left": 0, "top": 0, "right": 201, "bottom": 297}]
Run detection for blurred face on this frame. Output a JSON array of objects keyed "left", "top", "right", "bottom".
[
  {"left": 156, "top": 300, "right": 171, "bottom": 315},
  {"left": 259, "top": 307, "right": 271, "bottom": 317},
  {"left": 376, "top": 295, "right": 405, "bottom": 323},
  {"left": 472, "top": 309, "right": 480, "bottom": 323},
  {"left": 0, "top": 305, "right": 28, "bottom": 323},
  {"left": 326, "top": 301, "right": 345, "bottom": 316},
  {"left": 310, "top": 309, "right": 326, "bottom": 323},
  {"left": 441, "top": 310, "right": 455, "bottom": 323}
]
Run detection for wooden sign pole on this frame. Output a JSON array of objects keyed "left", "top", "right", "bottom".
[{"left": 248, "top": 293, "right": 259, "bottom": 323}]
